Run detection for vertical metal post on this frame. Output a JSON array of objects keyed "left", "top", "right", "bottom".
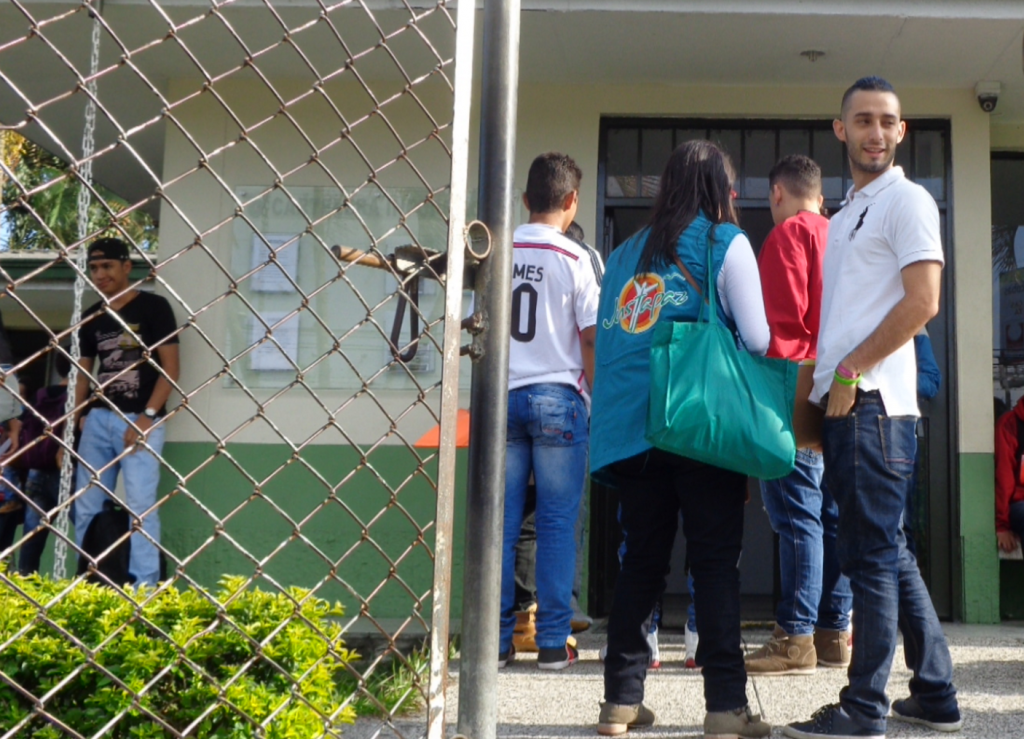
[
  {"left": 426, "top": 0, "right": 477, "bottom": 737},
  {"left": 458, "top": 0, "right": 520, "bottom": 738}
]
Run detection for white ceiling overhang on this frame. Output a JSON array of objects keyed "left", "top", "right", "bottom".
[{"left": 2, "top": 0, "right": 1022, "bottom": 211}]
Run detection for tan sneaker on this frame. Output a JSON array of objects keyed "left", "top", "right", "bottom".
[
  {"left": 597, "top": 702, "right": 656, "bottom": 736},
  {"left": 744, "top": 624, "right": 816, "bottom": 676},
  {"left": 813, "top": 628, "right": 852, "bottom": 668},
  {"left": 704, "top": 705, "right": 771, "bottom": 739}
]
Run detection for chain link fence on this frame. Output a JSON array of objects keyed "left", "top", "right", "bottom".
[{"left": 0, "top": 0, "right": 475, "bottom": 735}]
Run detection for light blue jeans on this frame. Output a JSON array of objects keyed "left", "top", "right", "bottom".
[
  {"left": 759, "top": 449, "right": 852, "bottom": 635},
  {"left": 500, "top": 383, "right": 589, "bottom": 652},
  {"left": 74, "top": 408, "right": 166, "bottom": 586}
]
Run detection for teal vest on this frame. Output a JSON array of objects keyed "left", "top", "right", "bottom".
[{"left": 589, "top": 214, "right": 742, "bottom": 480}]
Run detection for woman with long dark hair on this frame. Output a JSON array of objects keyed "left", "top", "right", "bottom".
[{"left": 591, "top": 140, "right": 771, "bottom": 739}]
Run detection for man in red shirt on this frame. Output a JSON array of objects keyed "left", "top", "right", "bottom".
[
  {"left": 994, "top": 397, "right": 1024, "bottom": 554},
  {"left": 745, "top": 155, "right": 853, "bottom": 676}
]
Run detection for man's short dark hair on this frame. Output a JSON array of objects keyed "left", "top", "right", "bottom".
[
  {"left": 769, "top": 155, "right": 822, "bottom": 200},
  {"left": 841, "top": 76, "right": 898, "bottom": 117},
  {"left": 565, "top": 221, "right": 585, "bottom": 242},
  {"left": 524, "top": 152, "right": 581, "bottom": 214}
]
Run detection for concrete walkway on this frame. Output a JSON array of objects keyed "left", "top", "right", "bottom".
[{"left": 436, "top": 622, "right": 1024, "bottom": 739}]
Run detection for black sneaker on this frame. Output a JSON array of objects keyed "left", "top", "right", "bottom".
[
  {"left": 537, "top": 641, "right": 578, "bottom": 671},
  {"left": 498, "top": 644, "right": 515, "bottom": 668},
  {"left": 890, "top": 697, "right": 963, "bottom": 732},
  {"left": 783, "top": 704, "right": 884, "bottom": 739}
]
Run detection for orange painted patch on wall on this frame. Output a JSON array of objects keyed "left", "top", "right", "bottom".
[{"left": 414, "top": 408, "right": 471, "bottom": 448}]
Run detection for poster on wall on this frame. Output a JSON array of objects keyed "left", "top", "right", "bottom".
[
  {"left": 251, "top": 233, "right": 299, "bottom": 292},
  {"left": 249, "top": 311, "right": 300, "bottom": 371}
]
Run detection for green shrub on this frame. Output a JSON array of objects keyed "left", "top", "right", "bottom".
[{"left": 0, "top": 573, "right": 358, "bottom": 737}]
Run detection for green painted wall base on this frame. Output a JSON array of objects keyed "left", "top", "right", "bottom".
[
  {"left": 958, "top": 453, "right": 1000, "bottom": 623},
  {"left": 159, "top": 442, "right": 469, "bottom": 622}
]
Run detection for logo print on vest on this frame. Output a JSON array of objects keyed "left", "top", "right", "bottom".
[{"left": 603, "top": 274, "right": 689, "bottom": 334}]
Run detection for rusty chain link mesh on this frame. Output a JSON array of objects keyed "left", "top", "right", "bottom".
[{"left": 0, "top": 0, "right": 468, "bottom": 736}]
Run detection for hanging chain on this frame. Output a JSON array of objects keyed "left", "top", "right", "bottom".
[{"left": 53, "top": 2, "right": 101, "bottom": 581}]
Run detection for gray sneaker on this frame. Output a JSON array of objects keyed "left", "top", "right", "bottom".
[
  {"left": 704, "top": 705, "right": 771, "bottom": 739},
  {"left": 597, "top": 702, "right": 656, "bottom": 736}
]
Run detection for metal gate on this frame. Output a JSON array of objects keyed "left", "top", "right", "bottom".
[{"left": 0, "top": 0, "right": 477, "bottom": 736}]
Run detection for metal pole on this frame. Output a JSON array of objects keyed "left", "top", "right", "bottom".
[
  {"left": 458, "top": 0, "right": 520, "bottom": 737},
  {"left": 426, "top": 0, "right": 477, "bottom": 736}
]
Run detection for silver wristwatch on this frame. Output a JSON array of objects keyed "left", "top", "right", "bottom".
[{"left": 143, "top": 407, "right": 158, "bottom": 419}]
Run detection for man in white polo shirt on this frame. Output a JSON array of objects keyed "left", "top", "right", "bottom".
[{"left": 784, "top": 78, "right": 961, "bottom": 739}]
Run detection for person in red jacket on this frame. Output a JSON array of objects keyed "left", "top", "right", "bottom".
[
  {"left": 994, "top": 397, "right": 1024, "bottom": 553},
  {"left": 746, "top": 155, "right": 852, "bottom": 677}
]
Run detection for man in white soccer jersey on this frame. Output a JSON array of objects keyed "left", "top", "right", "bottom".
[{"left": 497, "top": 153, "right": 601, "bottom": 671}]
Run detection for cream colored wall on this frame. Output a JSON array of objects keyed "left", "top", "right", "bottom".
[
  {"left": 508, "top": 82, "right": 994, "bottom": 453},
  {"left": 992, "top": 123, "right": 1024, "bottom": 151},
  {"left": 157, "top": 77, "right": 466, "bottom": 445}
]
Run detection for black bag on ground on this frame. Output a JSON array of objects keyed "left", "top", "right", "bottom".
[{"left": 76, "top": 499, "right": 133, "bottom": 586}]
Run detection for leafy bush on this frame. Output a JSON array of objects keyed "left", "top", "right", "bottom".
[
  {"left": 0, "top": 573, "right": 358, "bottom": 737},
  {"left": 341, "top": 644, "right": 429, "bottom": 718}
]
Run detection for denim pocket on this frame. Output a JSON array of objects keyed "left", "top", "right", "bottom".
[
  {"left": 529, "top": 387, "right": 583, "bottom": 445},
  {"left": 879, "top": 415, "right": 917, "bottom": 479}
]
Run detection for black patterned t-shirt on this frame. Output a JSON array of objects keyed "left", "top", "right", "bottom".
[{"left": 79, "top": 291, "right": 179, "bottom": 415}]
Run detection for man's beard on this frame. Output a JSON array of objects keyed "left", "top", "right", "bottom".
[{"left": 846, "top": 143, "right": 895, "bottom": 174}]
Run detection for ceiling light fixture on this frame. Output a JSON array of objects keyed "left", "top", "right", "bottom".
[{"left": 801, "top": 50, "right": 826, "bottom": 63}]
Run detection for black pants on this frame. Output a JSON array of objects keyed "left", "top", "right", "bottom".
[
  {"left": 513, "top": 484, "right": 537, "bottom": 610},
  {"left": 603, "top": 449, "right": 747, "bottom": 713}
]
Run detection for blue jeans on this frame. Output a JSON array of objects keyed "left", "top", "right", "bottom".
[
  {"left": 501, "top": 383, "right": 589, "bottom": 652},
  {"left": 823, "top": 391, "right": 957, "bottom": 733},
  {"left": 760, "top": 449, "right": 852, "bottom": 635},
  {"left": 603, "top": 449, "right": 747, "bottom": 713},
  {"left": 1009, "top": 500, "right": 1024, "bottom": 541},
  {"left": 19, "top": 468, "right": 61, "bottom": 574},
  {"left": 74, "top": 408, "right": 166, "bottom": 586}
]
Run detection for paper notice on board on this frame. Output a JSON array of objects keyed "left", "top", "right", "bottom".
[
  {"left": 249, "top": 311, "right": 299, "bottom": 371},
  {"left": 251, "top": 233, "right": 299, "bottom": 292}
]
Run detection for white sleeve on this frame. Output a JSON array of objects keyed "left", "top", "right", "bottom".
[
  {"left": 716, "top": 233, "right": 770, "bottom": 356},
  {"left": 891, "top": 186, "right": 945, "bottom": 269}
]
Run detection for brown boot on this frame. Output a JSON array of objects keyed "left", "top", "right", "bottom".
[
  {"left": 512, "top": 604, "right": 538, "bottom": 653},
  {"left": 813, "top": 628, "right": 852, "bottom": 668},
  {"left": 744, "top": 624, "right": 816, "bottom": 676}
]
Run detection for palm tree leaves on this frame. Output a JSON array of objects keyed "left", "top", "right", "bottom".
[{"left": 1, "top": 131, "right": 157, "bottom": 253}]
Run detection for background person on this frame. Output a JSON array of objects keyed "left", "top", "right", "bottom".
[
  {"left": 513, "top": 220, "right": 602, "bottom": 651},
  {"left": 591, "top": 140, "right": 770, "bottom": 739},
  {"left": 747, "top": 154, "right": 852, "bottom": 677},
  {"left": 74, "top": 237, "right": 179, "bottom": 587},
  {"left": 903, "top": 325, "right": 941, "bottom": 555},
  {"left": 785, "top": 76, "right": 960, "bottom": 739},
  {"left": 17, "top": 351, "right": 71, "bottom": 575},
  {"left": 498, "top": 153, "right": 600, "bottom": 671},
  {"left": 994, "top": 395, "right": 1024, "bottom": 555}
]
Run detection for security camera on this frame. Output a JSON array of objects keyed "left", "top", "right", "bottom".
[{"left": 976, "top": 81, "right": 1001, "bottom": 113}]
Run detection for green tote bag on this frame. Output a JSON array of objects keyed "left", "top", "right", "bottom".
[{"left": 644, "top": 247, "right": 798, "bottom": 480}]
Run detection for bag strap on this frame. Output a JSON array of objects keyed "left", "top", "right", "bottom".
[{"left": 671, "top": 254, "right": 708, "bottom": 304}]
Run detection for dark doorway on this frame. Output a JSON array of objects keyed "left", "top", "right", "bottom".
[{"left": 589, "top": 118, "right": 955, "bottom": 621}]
